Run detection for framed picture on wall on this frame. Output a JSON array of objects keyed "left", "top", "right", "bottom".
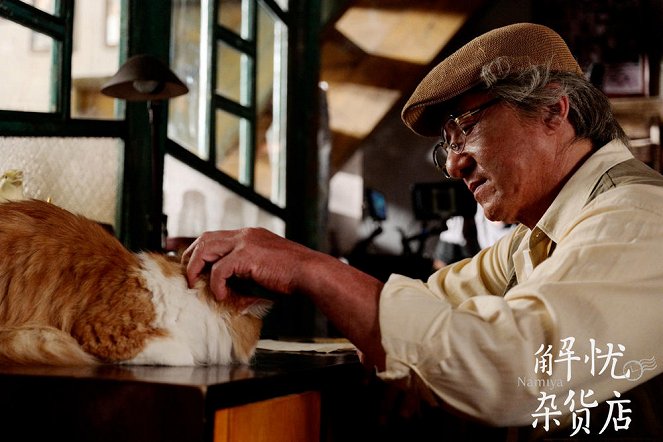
[
  {"left": 534, "top": 0, "right": 657, "bottom": 97},
  {"left": 602, "top": 56, "right": 649, "bottom": 97}
]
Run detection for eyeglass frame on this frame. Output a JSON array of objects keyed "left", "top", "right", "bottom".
[{"left": 432, "top": 98, "right": 500, "bottom": 178}]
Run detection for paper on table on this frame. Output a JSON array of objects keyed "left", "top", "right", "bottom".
[{"left": 257, "top": 339, "right": 356, "bottom": 353}]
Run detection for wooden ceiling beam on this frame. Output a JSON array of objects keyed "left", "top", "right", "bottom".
[{"left": 321, "top": 0, "right": 487, "bottom": 173}]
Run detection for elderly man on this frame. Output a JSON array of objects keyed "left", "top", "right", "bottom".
[{"left": 184, "top": 23, "right": 663, "bottom": 435}]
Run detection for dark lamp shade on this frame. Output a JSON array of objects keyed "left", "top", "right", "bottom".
[{"left": 101, "top": 54, "right": 188, "bottom": 101}]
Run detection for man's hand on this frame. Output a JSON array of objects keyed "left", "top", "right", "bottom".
[{"left": 182, "top": 228, "right": 312, "bottom": 300}]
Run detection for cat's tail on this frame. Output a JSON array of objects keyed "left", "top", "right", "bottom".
[{"left": 0, "top": 325, "right": 98, "bottom": 365}]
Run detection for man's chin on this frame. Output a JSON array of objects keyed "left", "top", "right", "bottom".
[{"left": 479, "top": 201, "right": 509, "bottom": 224}]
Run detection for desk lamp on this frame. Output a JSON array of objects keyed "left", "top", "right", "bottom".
[{"left": 101, "top": 54, "right": 188, "bottom": 250}]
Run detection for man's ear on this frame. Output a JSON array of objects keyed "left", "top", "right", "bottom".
[{"left": 543, "top": 95, "right": 570, "bottom": 131}]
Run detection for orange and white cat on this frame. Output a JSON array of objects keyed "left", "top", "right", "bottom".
[{"left": 0, "top": 199, "right": 271, "bottom": 366}]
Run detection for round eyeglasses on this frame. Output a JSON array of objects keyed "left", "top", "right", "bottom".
[{"left": 432, "top": 98, "right": 499, "bottom": 178}]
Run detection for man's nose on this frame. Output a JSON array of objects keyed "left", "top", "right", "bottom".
[{"left": 445, "top": 150, "right": 475, "bottom": 179}]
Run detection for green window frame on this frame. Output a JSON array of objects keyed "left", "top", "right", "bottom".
[
  {"left": 1, "top": 0, "right": 322, "bottom": 256},
  {"left": 0, "top": 0, "right": 120, "bottom": 137},
  {"left": 167, "top": 0, "right": 291, "bottom": 225},
  {"left": 0, "top": 0, "right": 72, "bottom": 118}
]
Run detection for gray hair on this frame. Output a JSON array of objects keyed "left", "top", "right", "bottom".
[{"left": 480, "top": 57, "right": 629, "bottom": 148}]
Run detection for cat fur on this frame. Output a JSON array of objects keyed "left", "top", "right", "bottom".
[{"left": 0, "top": 199, "right": 271, "bottom": 366}]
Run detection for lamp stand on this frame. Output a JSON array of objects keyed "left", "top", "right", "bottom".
[
  {"left": 100, "top": 54, "right": 188, "bottom": 251},
  {"left": 148, "top": 100, "right": 166, "bottom": 251}
]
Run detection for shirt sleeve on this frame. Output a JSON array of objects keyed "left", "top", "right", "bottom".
[{"left": 377, "top": 185, "right": 663, "bottom": 426}]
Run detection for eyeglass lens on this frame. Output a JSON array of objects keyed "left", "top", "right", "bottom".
[
  {"left": 434, "top": 120, "right": 464, "bottom": 177},
  {"left": 433, "top": 142, "right": 451, "bottom": 178},
  {"left": 443, "top": 119, "right": 463, "bottom": 146}
]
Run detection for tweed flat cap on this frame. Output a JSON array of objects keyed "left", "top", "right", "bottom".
[{"left": 402, "top": 23, "right": 583, "bottom": 137}]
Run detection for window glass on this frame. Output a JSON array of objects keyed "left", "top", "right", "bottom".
[
  {"left": 216, "top": 41, "right": 251, "bottom": 106},
  {"left": 168, "top": 0, "right": 289, "bottom": 208},
  {"left": 71, "top": 0, "right": 122, "bottom": 119},
  {"left": 216, "top": 109, "right": 248, "bottom": 182},
  {"left": 0, "top": 19, "right": 55, "bottom": 112},
  {"left": 273, "top": 0, "right": 288, "bottom": 12},
  {"left": 163, "top": 155, "right": 285, "bottom": 244},
  {"left": 169, "top": 0, "right": 204, "bottom": 157},
  {"left": 21, "top": 0, "right": 55, "bottom": 14},
  {"left": 254, "top": 3, "right": 287, "bottom": 206},
  {"left": 218, "top": 0, "right": 250, "bottom": 39},
  {"left": 164, "top": 155, "right": 285, "bottom": 237}
]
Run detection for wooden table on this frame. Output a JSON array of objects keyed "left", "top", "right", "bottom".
[{"left": 0, "top": 350, "right": 365, "bottom": 442}]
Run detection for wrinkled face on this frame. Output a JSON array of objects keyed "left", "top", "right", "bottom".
[{"left": 443, "top": 92, "right": 560, "bottom": 226}]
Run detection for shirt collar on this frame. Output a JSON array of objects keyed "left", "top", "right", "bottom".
[{"left": 536, "top": 139, "right": 634, "bottom": 243}]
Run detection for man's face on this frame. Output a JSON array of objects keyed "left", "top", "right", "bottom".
[{"left": 444, "top": 92, "right": 560, "bottom": 227}]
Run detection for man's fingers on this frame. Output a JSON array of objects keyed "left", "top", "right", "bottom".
[
  {"left": 209, "top": 259, "right": 234, "bottom": 300},
  {"left": 182, "top": 230, "right": 267, "bottom": 297},
  {"left": 183, "top": 237, "right": 228, "bottom": 288},
  {"left": 182, "top": 241, "right": 206, "bottom": 287},
  {"left": 180, "top": 237, "right": 201, "bottom": 266}
]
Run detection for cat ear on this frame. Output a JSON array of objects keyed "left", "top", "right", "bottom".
[{"left": 240, "top": 297, "right": 273, "bottom": 318}]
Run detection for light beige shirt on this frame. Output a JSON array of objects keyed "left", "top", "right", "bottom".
[{"left": 378, "top": 140, "right": 663, "bottom": 426}]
